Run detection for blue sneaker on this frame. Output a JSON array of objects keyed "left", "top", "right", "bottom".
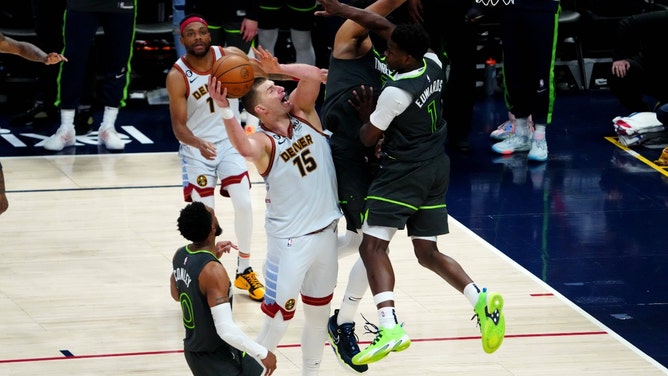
[{"left": 328, "top": 310, "right": 368, "bottom": 373}]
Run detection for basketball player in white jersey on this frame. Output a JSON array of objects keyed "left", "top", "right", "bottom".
[
  {"left": 165, "top": 14, "right": 265, "bottom": 302},
  {"left": 208, "top": 46, "right": 341, "bottom": 376}
]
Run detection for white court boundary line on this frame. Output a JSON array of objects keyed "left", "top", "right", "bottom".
[{"left": 450, "top": 216, "right": 668, "bottom": 373}]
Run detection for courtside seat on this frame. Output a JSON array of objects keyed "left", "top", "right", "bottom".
[{"left": 555, "top": 3, "right": 586, "bottom": 89}]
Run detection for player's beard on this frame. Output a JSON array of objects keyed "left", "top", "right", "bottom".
[
  {"left": 215, "top": 224, "right": 222, "bottom": 236},
  {"left": 188, "top": 41, "right": 212, "bottom": 58}
]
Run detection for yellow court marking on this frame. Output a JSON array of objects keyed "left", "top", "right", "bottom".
[{"left": 605, "top": 136, "right": 668, "bottom": 178}]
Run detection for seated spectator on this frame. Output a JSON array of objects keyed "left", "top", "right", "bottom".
[{"left": 609, "top": 10, "right": 668, "bottom": 113}]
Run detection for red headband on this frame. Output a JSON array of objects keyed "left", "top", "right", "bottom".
[{"left": 180, "top": 16, "right": 208, "bottom": 35}]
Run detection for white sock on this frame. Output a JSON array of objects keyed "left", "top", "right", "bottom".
[
  {"left": 60, "top": 109, "right": 75, "bottom": 132},
  {"left": 533, "top": 124, "right": 546, "bottom": 140},
  {"left": 514, "top": 117, "right": 530, "bottom": 137},
  {"left": 99, "top": 106, "right": 119, "bottom": 131},
  {"left": 337, "top": 257, "right": 368, "bottom": 325},
  {"left": 378, "top": 306, "right": 397, "bottom": 329},
  {"left": 237, "top": 253, "right": 250, "bottom": 274},
  {"left": 464, "top": 282, "right": 481, "bottom": 306}
]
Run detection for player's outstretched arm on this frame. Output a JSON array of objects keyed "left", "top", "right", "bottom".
[
  {"left": 0, "top": 32, "right": 67, "bottom": 64},
  {"left": 207, "top": 75, "right": 269, "bottom": 163},
  {"left": 316, "top": 0, "right": 398, "bottom": 41},
  {"left": 251, "top": 46, "right": 326, "bottom": 125}
]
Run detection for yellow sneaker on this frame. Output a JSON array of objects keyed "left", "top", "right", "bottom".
[
  {"left": 473, "top": 288, "right": 505, "bottom": 354},
  {"left": 234, "top": 267, "right": 265, "bottom": 302},
  {"left": 352, "top": 322, "right": 410, "bottom": 365},
  {"left": 654, "top": 147, "right": 668, "bottom": 166}
]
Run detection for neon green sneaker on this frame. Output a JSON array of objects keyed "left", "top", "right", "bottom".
[
  {"left": 473, "top": 288, "right": 505, "bottom": 354},
  {"left": 352, "top": 322, "right": 411, "bottom": 365}
]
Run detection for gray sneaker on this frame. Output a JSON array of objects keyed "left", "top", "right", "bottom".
[
  {"left": 491, "top": 133, "right": 531, "bottom": 154},
  {"left": 528, "top": 137, "right": 548, "bottom": 162}
]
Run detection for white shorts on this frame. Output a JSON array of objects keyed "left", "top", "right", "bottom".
[
  {"left": 179, "top": 139, "right": 248, "bottom": 199},
  {"left": 263, "top": 220, "right": 339, "bottom": 314}
]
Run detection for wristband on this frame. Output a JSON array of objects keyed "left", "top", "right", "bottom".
[{"left": 220, "top": 107, "right": 234, "bottom": 120}]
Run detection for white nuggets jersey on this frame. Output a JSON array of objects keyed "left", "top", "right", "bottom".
[
  {"left": 172, "top": 46, "right": 231, "bottom": 144},
  {"left": 259, "top": 115, "right": 341, "bottom": 238}
]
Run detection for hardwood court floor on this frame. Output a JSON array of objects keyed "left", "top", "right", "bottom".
[{"left": 0, "top": 152, "right": 666, "bottom": 375}]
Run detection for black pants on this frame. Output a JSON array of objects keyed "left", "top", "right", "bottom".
[
  {"left": 500, "top": 6, "right": 558, "bottom": 125},
  {"left": 609, "top": 59, "right": 668, "bottom": 113},
  {"left": 421, "top": 0, "right": 478, "bottom": 146},
  {"left": 30, "top": 0, "right": 65, "bottom": 107},
  {"left": 56, "top": 9, "right": 135, "bottom": 110}
]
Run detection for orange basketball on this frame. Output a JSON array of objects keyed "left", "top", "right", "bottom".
[{"left": 211, "top": 54, "right": 255, "bottom": 99}]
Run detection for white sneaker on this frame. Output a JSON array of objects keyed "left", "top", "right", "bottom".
[
  {"left": 44, "top": 128, "right": 76, "bottom": 151},
  {"left": 490, "top": 114, "right": 534, "bottom": 140},
  {"left": 99, "top": 128, "right": 125, "bottom": 150},
  {"left": 491, "top": 133, "right": 531, "bottom": 154},
  {"left": 490, "top": 120, "right": 514, "bottom": 140},
  {"left": 528, "top": 137, "right": 548, "bottom": 162}
]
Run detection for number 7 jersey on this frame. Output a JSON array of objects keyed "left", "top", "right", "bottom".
[{"left": 258, "top": 114, "right": 342, "bottom": 238}]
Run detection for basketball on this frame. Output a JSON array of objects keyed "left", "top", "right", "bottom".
[{"left": 211, "top": 54, "right": 255, "bottom": 99}]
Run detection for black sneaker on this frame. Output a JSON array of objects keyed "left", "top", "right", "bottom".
[
  {"left": 9, "top": 101, "right": 58, "bottom": 126},
  {"left": 328, "top": 309, "right": 368, "bottom": 373}
]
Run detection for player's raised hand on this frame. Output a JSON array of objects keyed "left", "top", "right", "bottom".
[
  {"left": 251, "top": 46, "right": 280, "bottom": 74},
  {"left": 315, "top": 0, "right": 346, "bottom": 17},
  {"left": 207, "top": 75, "right": 230, "bottom": 108},
  {"left": 348, "top": 84, "right": 375, "bottom": 124}
]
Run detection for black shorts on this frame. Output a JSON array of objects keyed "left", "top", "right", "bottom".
[
  {"left": 257, "top": 0, "right": 317, "bottom": 30},
  {"left": 208, "top": 22, "right": 253, "bottom": 53},
  {"left": 184, "top": 348, "right": 264, "bottom": 376},
  {"left": 332, "top": 140, "right": 379, "bottom": 232},
  {"left": 365, "top": 153, "right": 450, "bottom": 237}
]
